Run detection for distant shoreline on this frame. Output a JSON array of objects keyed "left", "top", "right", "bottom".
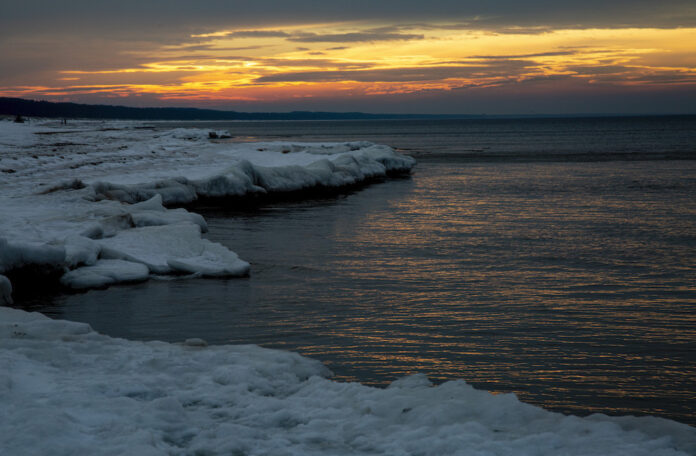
[{"left": 2, "top": 97, "right": 694, "bottom": 122}]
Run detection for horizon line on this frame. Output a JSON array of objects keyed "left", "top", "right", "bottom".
[{"left": 2, "top": 97, "right": 695, "bottom": 120}]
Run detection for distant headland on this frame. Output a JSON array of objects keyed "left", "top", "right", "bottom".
[
  {"left": 0, "top": 97, "right": 462, "bottom": 121},
  {"left": 2, "top": 98, "right": 691, "bottom": 121}
]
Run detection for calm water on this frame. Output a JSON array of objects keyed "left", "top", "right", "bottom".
[
  {"left": 161, "top": 115, "right": 696, "bottom": 161},
  {"left": 19, "top": 117, "right": 696, "bottom": 425}
]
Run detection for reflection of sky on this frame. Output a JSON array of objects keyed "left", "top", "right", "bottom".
[
  {"left": 298, "top": 160, "right": 696, "bottom": 422},
  {"left": 33, "top": 155, "right": 695, "bottom": 424},
  {"left": 2, "top": 1, "right": 695, "bottom": 113}
]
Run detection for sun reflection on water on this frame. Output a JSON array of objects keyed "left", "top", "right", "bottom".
[{"left": 33, "top": 157, "right": 696, "bottom": 425}]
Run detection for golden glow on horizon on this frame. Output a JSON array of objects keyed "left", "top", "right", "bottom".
[{"left": 3, "top": 23, "right": 695, "bottom": 105}]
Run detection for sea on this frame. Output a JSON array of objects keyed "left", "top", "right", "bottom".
[{"left": 20, "top": 116, "right": 696, "bottom": 426}]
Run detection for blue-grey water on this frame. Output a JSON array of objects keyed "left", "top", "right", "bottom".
[{"left": 19, "top": 116, "right": 696, "bottom": 425}]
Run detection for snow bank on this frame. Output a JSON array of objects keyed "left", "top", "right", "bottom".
[
  {"left": 0, "top": 120, "right": 414, "bottom": 301},
  {"left": 1, "top": 306, "right": 694, "bottom": 456},
  {"left": 87, "top": 145, "right": 415, "bottom": 205}
]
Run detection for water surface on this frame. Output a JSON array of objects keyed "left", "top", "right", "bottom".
[
  {"left": 15, "top": 117, "right": 696, "bottom": 425},
  {"left": 26, "top": 154, "right": 696, "bottom": 425}
]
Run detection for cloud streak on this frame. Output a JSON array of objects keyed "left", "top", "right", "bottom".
[
  {"left": 255, "top": 62, "right": 533, "bottom": 83},
  {"left": 288, "top": 32, "right": 425, "bottom": 43}
]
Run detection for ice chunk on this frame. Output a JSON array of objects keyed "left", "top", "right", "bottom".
[
  {"left": 80, "top": 195, "right": 207, "bottom": 239},
  {"left": 0, "top": 238, "right": 65, "bottom": 273},
  {"left": 60, "top": 259, "right": 150, "bottom": 289},
  {"left": 63, "top": 235, "right": 101, "bottom": 267},
  {"left": 183, "top": 338, "right": 208, "bottom": 347},
  {"left": 0, "top": 238, "right": 66, "bottom": 303},
  {"left": 84, "top": 213, "right": 135, "bottom": 239},
  {"left": 192, "top": 162, "right": 266, "bottom": 198},
  {"left": 90, "top": 178, "right": 199, "bottom": 205},
  {"left": 98, "top": 224, "right": 250, "bottom": 276},
  {"left": 166, "top": 242, "right": 250, "bottom": 276},
  {"left": 128, "top": 194, "right": 207, "bottom": 232}
]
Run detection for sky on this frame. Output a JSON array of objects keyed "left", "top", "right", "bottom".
[{"left": 1, "top": 0, "right": 695, "bottom": 114}]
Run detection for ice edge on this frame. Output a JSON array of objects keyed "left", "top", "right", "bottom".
[{"left": 0, "top": 121, "right": 415, "bottom": 303}]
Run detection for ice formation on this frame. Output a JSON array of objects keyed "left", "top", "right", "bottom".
[
  {"left": 1, "top": 306, "right": 694, "bottom": 455},
  {"left": 60, "top": 259, "right": 150, "bottom": 289},
  {"left": 0, "top": 119, "right": 415, "bottom": 303}
]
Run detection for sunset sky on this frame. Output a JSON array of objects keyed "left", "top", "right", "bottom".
[{"left": 1, "top": 0, "right": 695, "bottom": 114}]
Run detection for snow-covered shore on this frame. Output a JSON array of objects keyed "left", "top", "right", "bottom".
[
  {"left": 1, "top": 119, "right": 694, "bottom": 454},
  {"left": 1, "top": 306, "right": 694, "bottom": 455},
  {"left": 0, "top": 119, "right": 415, "bottom": 303}
]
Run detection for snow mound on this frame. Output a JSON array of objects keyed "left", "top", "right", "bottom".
[{"left": 1, "top": 306, "right": 694, "bottom": 456}]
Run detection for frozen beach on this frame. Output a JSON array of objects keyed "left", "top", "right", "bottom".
[
  {"left": 0, "top": 118, "right": 414, "bottom": 300},
  {"left": 2, "top": 306, "right": 695, "bottom": 455},
  {"left": 1, "top": 118, "right": 695, "bottom": 455}
]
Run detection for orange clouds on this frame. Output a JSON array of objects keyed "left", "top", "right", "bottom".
[{"left": 2, "top": 23, "right": 695, "bottom": 110}]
